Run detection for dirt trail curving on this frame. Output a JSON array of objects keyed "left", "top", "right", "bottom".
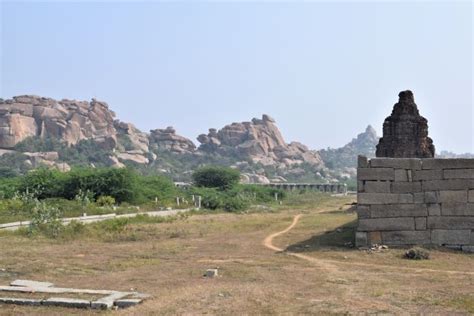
[{"left": 263, "top": 214, "right": 474, "bottom": 276}]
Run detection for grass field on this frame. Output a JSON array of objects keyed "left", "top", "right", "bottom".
[{"left": 0, "top": 193, "right": 473, "bottom": 315}]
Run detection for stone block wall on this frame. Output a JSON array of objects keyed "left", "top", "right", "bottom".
[{"left": 356, "top": 156, "right": 474, "bottom": 252}]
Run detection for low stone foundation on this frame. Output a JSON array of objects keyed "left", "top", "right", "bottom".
[{"left": 356, "top": 156, "right": 474, "bottom": 252}]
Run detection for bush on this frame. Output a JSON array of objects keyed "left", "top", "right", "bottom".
[
  {"left": 404, "top": 247, "right": 430, "bottom": 260},
  {"left": 96, "top": 195, "right": 116, "bottom": 207},
  {"left": 192, "top": 166, "right": 240, "bottom": 190},
  {"left": 28, "top": 201, "right": 63, "bottom": 238}
]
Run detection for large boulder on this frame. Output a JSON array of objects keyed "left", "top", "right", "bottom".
[
  {"left": 197, "top": 114, "right": 324, "bottom": 168},
  {"left": 149, "top": 126, "right": 196, "bottom": 154}
]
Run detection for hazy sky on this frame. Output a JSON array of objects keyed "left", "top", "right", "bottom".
[{"left": 1, "top": 1, "right": 473, "bottom": 153}]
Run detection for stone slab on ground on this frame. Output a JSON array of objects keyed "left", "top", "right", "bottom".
[
  {"left": 0, "top": 297, "right": 42, "bottom": 306},
  {"left": 10, "top": 280, "right": 54, "bottom": 288},
  {"left": 114, "top": 299, "right": 143, "bottom": 308},
  {"left": 43, "top": 297, "right": 91, "bottom": 309}
]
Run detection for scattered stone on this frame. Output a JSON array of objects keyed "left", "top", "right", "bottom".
[
  {"left": 376, "top": 90, "right": 435, "bottom": 158},
  {"left": 204, "top": 269, "right": 219, "bottom": 278},
  {"left": 404, "top": 247, "right": 430, "bottom": 260}
]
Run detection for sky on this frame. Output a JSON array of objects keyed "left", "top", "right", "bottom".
[{"left": 1, "top": 1, "right": 473, "bottom": 153}]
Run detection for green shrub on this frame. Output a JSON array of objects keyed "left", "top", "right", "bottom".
[
  {"left": 192, "top": 166, "right": 240, "bottom": 190},
  {"left": 404, "top": 247, "right": 430, "bottom": 260},
  {"left": 96, "top": 195, "right": 116, "bottom": 207},
  {"left": 28, "top": 201, "right": 63, "bottom": 238}
]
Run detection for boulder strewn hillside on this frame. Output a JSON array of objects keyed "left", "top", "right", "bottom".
[
  {"left": 197, "top": 114, "right": 324, "bottom": 168},
  {"left": 319, "top": 125, "right": 379, "bottom": 170}
]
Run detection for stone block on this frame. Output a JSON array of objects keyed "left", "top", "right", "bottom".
[
  {"left": 358, "top": 218, "right": 415, "bottom": 231},
  {"left": 413, "top": 169, "right": 443, "bottom": 181},
  {"left": 413, "top": 193, "right": 424, "bottom": 204},
  {"left": 357, "top": 168, "right": 394, "bottom": 181},
  {"left": 439, "top": 190, "right": 468, "bottom": 203},
  {"left": 431, "top": 230, "right": 471, "bottom": 245},
  {"left": 381, "top": 231, "right": 431, "bottom": 245},
  {"left": 370, "top": 158, "right": 422, "bottom": 170},
  {"left": 43, "top": 298, "right": 91, "bottom": 309},
  {"left": 422, "top": 159, "right": 474, "bottom": 170},
  {"left": 10, "top": 280, "right": 54, "bottom": 288},
  {"left": 358, "top": 155, "right": 368, "bottom": 168},
  {"left": 357, "top": 181, "right": 364, "bottom": 193},
  {"left": 392, "top": 182, "right": 422, "bottom": 193},
  {"left": 424, "top": 191, "right": 438, "bottom": 204},
  {"left": 394, "top": 169, "right": 408, "bottom": 182},
  {"left": 368, "top": 231, "right": 382, "bottom": 244},
  {"left": 415, "top": 217, "right": 427, "bottom": 230},
  {"left": 0, "top": 297, "right": 42, "bottom": 306},
  {"left": 356, "top": 206, "right": 370, "bottom": 219},
  {"left": 422, "top": 179, "right": 474, "bottom": 191},
  {"left": 444, "top": 169, "right": 474, "bottom": 179},
  {"left": 370, "top": 204, "right": 427, "bottom": 218},
  {"left": 114, "top": 299, "right": 142, "bottom": 308},
  {"left": 441, "top": 203, "right": 474, "bottom": 216},
  {"left": 355, "top": 231, "right": 368, "bottom": 247},
  {"left": 427, "top": 216, "right": 474, "bottom": 230},
  {"left": 205, "top": 269, "right": 219, "bottom": 278},
  {"left": 358, "top": 193, "right": 413, "bottom": 205},
  {"left": 427, "top": 204, "right": 441, "bottom": 216},
  {"left": 469, "top": 190, "right": 474, "bottom": 203},
  {"left": 364, "top": 181, "right": 391, "bottom": 193}
]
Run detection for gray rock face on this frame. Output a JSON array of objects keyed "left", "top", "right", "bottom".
[
  {"left": 197, "top": 114, "right": 324, "bottom": 168},
  {"left": 376, "top": 90, "right": 435, "bottom": 158}
]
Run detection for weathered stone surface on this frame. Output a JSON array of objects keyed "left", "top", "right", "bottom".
[
  {"left": 358, "top": 218, "right": 415, "bottom": 231},
  {"left": 427, "top": 216, "right": 474, "bottom": 230},
  {"left": 114, "top": 299, "right": 142, "bottom": 308},
  {"left": 381, "top": 231, "right": 431, "bottom": 245},
  {"left": 427, "top": 204, "right": 441, "bottom": 216},
  {"left": 422, "top": 179, "right": 474, "bottom": 191},
  {"left": 376, "top": 91, "right": 435, "bottom": 158},
  {"left": 358, "top": 193, "right": 413, "bottom": 205},
  {"left": 415, "top": 217, "right": 427, "bottom": 230},
  {"left": 413, "top": 169, "right": 443, "bottom": 181},
  {"left": 10, "top": 280, "right": 53, "bottom": 288},
  {"left": 357, "top": 168, "right": 394, "bottom": 181},
  {"left": 470, "top": 190, "right": 474, "bottom": 203},
  {"left": 358, "top": 155, "right": 368, "bottom": 168},
  {"left": 413, "top": 193, "right": 424, "bottom": 204},
  {"left": 370, "top": 204, "right": 427, "bottom": 218},
  {"left": 392, "top": 182, "right": 422, "bottom": 193},
  {"left": 422, "top": 159, "right": 474, "bottom": 170},
  {"left": 441, "top": 203, "right": 474, "bottom": 216},
  {"left": 43, "top": 297, "right": 91, "bottom": 309},
  {"left": 424, "top": 192, "right": 438, "bottom": 204},
  {"left": 370, "top": 158, "right": 422, "bottom": 170},
  {"left": 368, "top": 231, "right": 382, "bottom": 244},
  {"left": 0, "top": 297, "right": 42, "bottom": 306},
  {"left": 355, "top": 232, "right": 368, "bottom": 247},
  {"left": 444, "top": 169, "right": 474, "bottom": 179},
  {"left": 364, "top": 181, "right": 391, "bottom": 193},
  {"left": 431, "top": 230, "right": 471, "bottom": 245},
  {"left": 394, "top": 169, "right": 408, "bottom": 182},
  {"left": 439, "top": 190, "right": 468, "bottom": 203},
  {"left": 356, "top": 206, "right": 370, "bottom": 219}
]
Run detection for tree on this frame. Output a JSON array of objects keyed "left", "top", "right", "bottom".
[{"left": 192, "top": 166, "right": 240, "bottom": 190}]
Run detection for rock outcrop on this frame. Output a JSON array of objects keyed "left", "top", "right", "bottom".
[
  {"left": 0, "top": 95, "right": 117, "bottom": 149},
  {"left": 376, "top": 90, "right": 435, "bottom": 158},
  {"left": 149, "top": 127, "right": 196, "bottom": 154},
  {"left": 320, "top": 125, "right": 379, "bottom": 170},
  {"left": 197, "top": 114, "right": 324, "bottom": 168}
]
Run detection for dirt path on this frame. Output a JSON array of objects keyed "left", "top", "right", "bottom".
[{"left": 263, "top": 214, "right": 474, "bottom": 276}]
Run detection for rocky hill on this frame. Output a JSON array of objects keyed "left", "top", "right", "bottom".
[
  {"left": 0, "top": 95, "right": 331, "bottom": 183},
  {"left": 319, "top": 125, "right": 379, "bottom": 177}
]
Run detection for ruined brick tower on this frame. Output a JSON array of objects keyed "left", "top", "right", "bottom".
[{"left": 376, "top": 90, "right": 435, "bottom": 158}]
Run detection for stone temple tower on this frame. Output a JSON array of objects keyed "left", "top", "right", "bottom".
[{"left": 376, "top": 90, "right": 435, "bottom": 158}]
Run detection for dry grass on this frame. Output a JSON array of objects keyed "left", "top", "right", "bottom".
[{"left": 0, "top": 194, "right": 473, "bottom": 315}]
